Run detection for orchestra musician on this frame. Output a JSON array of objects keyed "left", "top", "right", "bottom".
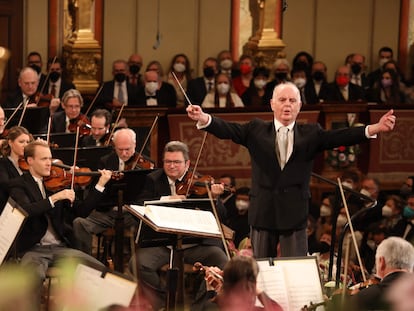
[
  {"left": 129, "top": 140, "right": 228, "bottom": 311},
  {"left": 0, "top": 126, "right": 32, "bottom": 211},
  {"left": 81, "top": 109, "right": 112, "bottom": 147},
  {"left": 73, "top": 128, "right": 147, "bottom": 255},
  {"left": 7, "top": 140, "right": 112, "bottom": 300},
  {"left": 0, "top": 106, "right": 6, "bottom": 139},
  {"left": 51, "top": 89, "right": 88, "bottom": 133}
]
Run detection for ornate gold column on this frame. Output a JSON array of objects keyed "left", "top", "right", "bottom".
[
  {"left": 62, "top": 0, "right": 101, "bottom": 94},
  {"left": 243, "top": 0, "right": 286, "bottom": 68}
]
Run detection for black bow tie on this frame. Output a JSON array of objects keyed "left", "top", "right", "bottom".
[{"left": 146, "top": 95, "right": 157, "bottom": 99}]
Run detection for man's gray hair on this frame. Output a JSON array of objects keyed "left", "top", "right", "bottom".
[{"left": 376, "top": 237, "right": 414, "bottom": 271}]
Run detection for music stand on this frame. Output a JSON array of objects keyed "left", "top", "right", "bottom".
[
  {"left": 34, "top": 133, "right": 77, "bottom": 147},
  {"left": 51, "top": 146, "right": 113, "bottom": 171},
  {"left": 4, "top": 107, "right": 50, "bottom": 134}
]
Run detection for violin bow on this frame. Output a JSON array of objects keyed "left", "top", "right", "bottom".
[
  {"left": 46, "top": 117, "right": 52, "bottom": 145},
  {"left": 185, "top": 131, "right": 208, "bottom": 198},
  {"left": 3, "top": 101, "right": 24, "bottom": 129},
  {"left": 129, "top": 114, "right": 159, "bottom": 170},
  {"left": 84, "top": 84, "right": 104, "bottom": 116},
  {"left": 71, "top": 127, "right": 80, "bottom": 191},
  {"left": 18, "top": 97, "right": 30, "bottom": 126},
  {"left": 337, "top": 177, "right": 367, "bottom": 283},
  {"left": 36, "top": 56, "right": 57, "bottom": 105},
  {"left": 104, "top": 103, "right": 126, "bottom": 146}
]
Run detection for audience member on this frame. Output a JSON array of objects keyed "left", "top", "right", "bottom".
[
  {"left": 202, "top": 73, "right": 244, "bottom": 108},
  {"left": 291, "top": 67, "right": 312, "bottom": 105},
  {"left": 241, "top": 66, "right": 270, "bottom": 107},
  {"left": 391, "top": 194, "right": 414, "bottom": 244},
  {"left": 232, "top": 54, "right": 255, "bottom": 97},
  {"left": 380, "top": 195, "right": 404, "bottom": 231},
  {"left": 367, "top": 68, "right": 405, "bottom": 104},
  {"left": 292, "top": 51, "right": 313, "bottom": 77},
  {"left": 26, "top": 51, "right": 47, "bottom": 90},
  {"left": 263, "top": 58, "right": 291, "bottom": 104},
  {"left": 217, "top": 50, "right": 238, "bottom": 78},
  {"left": 187, "top": 57, "right": 219, "bottom": 105},
  {"left": 367, "top": 46, "right": 394, "bottom": 88},
  {"left": 226, "top": 187, "right": 251, "bottom": 247},
  {"left": 166, "top": 53, "right": 192, "bottom": 107},
  {"left": 349, "top": 53, "right": 369, "bottom": 92},
  {"left": 400, "top": 176, "right": 414, "bottom": 199},
  {"left": 127, "top": 53, "right": 143, "bottom": 88},
  {"left": 136, "top": 70, "right": 177, "bottom": 107}
]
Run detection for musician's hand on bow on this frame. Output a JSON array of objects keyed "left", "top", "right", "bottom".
[{"left": 51, "top": 189, "right": 75, "bottom": 204}]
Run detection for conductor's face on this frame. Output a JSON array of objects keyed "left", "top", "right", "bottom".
[
  {"left": 270, "top": 83, "right": 302, "bottom": 126},
  {"left": 163, "top": 151, "right": 189, "bottom": 181}
]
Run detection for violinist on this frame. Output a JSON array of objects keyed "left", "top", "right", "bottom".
[
  {"left": 51, "top": 89, "right": 89, "bottom": 133},
  {"left": 81, "top": 109, "right": 112, "bottom": 147},
  {"left": 0, "top": 126, "right": 33, "bottom": 211},
  {"left": 7, "top": 140, "right": 112, "bottom": 301},
  {"left": 4, "top": 67, "right": 40, "bottom": 108},
  {"left": 128, "top": 140, "right": 228, "bottom": 311},
  {"left": 73, "top": 128, "right": 147, "bottom": 255}
]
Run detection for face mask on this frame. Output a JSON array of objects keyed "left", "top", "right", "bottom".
[
  {"left": 312, "top": 71, "right": 325, "bottom": 82},
  {"left": 145, "top": 81, "right": 158, "bottom": 94},
  {"left": 235, "top": 199, "right": 249, "bottom": 211},
  {"left": 254, "top": 79, "right": 267, "bottom": 89},
  {"left": 381, "top": 78, "right": 392, "bottom": 88},
  {"left": 217, "top": 82, "right": 230, "bottom": 95},
  {"left": 275, "top": 72, "right": 287, "bottom": 81},
  {"left": 382, "top": 205, "right": 393, "bottom": 217},
  {"left": 337, "top": 214, "right": 348, "bottom": 227},
  {"left": 30, "top": 64, "right": 41, "bottom": 74},
  {"left": 342, "top": 181, "right": 353, "bottom": 189},
  {"left": 351, "top": 64, "right": 362, "bottom": 75},
  {"left": 379, "top": 57, "right": 390, "bottom": 67},
  {"left": 203, "top": 67, "right": 215, "bottom": 79},
  {"left": 360, "top": 188, "right": 371, "bottom": 198},
  {"left": 336, "top": 76, "right": 349, "bottom": 87},
  {"left": 173, "top": 63, "right": 186, "bottom": 73},
  {"left": 220, "top": 59, "right": 233, "bottom": 70},
  {"left": 320, "top": 204, "right": 331, "bottom": 217},
  {"left": 129, "top": 64, "right": 141, "bottom": 74},
  {"left": 366, "top": 239, "right": 376, "bottom": 251},
  {"left": 319, "top": 241, "right": 331, "bottom": 254},
  {"left": 403, "top": 206, "right": 414, "bottom": 219},
  {"left": 400, "top": 184, "right": 412, "bottom": 198},
  {"left": 240, "top": 64, "right": 252, "bottom": 75},
  {"left": 49, "top": 71, "right": 60, "bottom": 83},
  {"left": 293, "top": 77, "right": 306, "bottom": 89},
  {"left": 114, "top": 73, "right": 126, "bottom": 83}
]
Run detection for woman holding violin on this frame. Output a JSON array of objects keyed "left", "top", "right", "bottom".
[
  {"left": 51, "top": 89, "right": 90, "bottom": 135},
  {"left": 0, "top": 126, "right": 33, "bottom": 211}
]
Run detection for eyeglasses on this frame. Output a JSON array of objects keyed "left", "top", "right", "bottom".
[
  {"left": 163, "top": 160, "right": 185, "bottom": 165},
  {"left": 0, "top": 117, "right": 7, "bottom": 122}
]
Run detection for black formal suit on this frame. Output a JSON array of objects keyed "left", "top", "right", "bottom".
[
  {"left": 305, "top": 80, "right": 328, "bottom": 104},
  {"left": 44, "top": 79, "right": 76, "bottom": 99},
  {"left": 95, "top": 80, "right": 138, "bottom": 110},
  {"left": 187, "top": 76, "right": 211, "bottom": 105},
  {"left": 9, "top": 172, "right": 105, "bottom": 255},
  {"left": 0, "top": 158, "right": 21, "bottom": 212},
  {"left": 4, "top": 90, "right": 27, "bottom": 108},
  {"left": 51, "top": 110, "right": 67, "bottom": 133},
  {"left": 391, "top": 218, "right": 414, "bottom": 242},
  {"left": 135, "top": 82, "right": 177, "bottom": 107},
  {"left": 204, "top": 116, "right": 368, "bottom": 232},
  {"left": 319, "top": 82, "right": 366, "bottom": 102}
]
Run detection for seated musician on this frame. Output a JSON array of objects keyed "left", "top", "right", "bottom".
[
  {"left": 0, "top": 126, "right": 32, "bottom": 212},
  {"left": 81, "top": 109, "right": 112, "bottom": 147},
  {"left": 73, "top": 128, "right": 152, "bottom": 255},
  {"left": 0, "top": 106, "right": 6, "bottom": 140},
  {"left": 51, "top": 89, "right": 88, "bottom": 133},
  {"left": 129, "top": 140, "right": 228, "bottom": 310},
  {"left": 7, "top": 140, "right": 112, "bottom": 302}
]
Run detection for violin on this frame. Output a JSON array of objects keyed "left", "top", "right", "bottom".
[
  {"left": 18, "top": 158, "right": 30, "bottom": 171},
  {"left": 175, "top": 172, "right": 214, "bottom": 197},
  {"left": 124, "top": 153, "right": 155, "bottom": 171},
  {"left": 193, "top": 262, "right": 223, "bottom": 290},
  {"left": 348, "top": 276, "right": 381, "bottom": 295},
  {"left": 68, "top": 114, "right": 91, "bottom": 136},
  {"left": 28, "top": 92, "right": 54, "bottom": 107}
]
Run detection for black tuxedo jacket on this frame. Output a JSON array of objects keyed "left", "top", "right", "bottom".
[
  {"left": 205, "top": 116, "right": 368, "bottom": 231},
  {"left": 0, "top": 158, "right": 21, "bottom": 212},
  {"left": 319, "top": 82, "right": 366, "bottom": 102},
  {"left": 187, "top": 77, "right": 209, "bottom": 105},
  {"left": 44, "top": 79, "right": 76, "bottom": 98},
  {"left": 4, "top": 90, "right": 26, "bottom": 108},
  {"left": 51, "top": 110, "right": 67, "bottom": 133},
  {"left": 9, "top": 172, "right": 105, "bottom": 255},
  {"left": 96, "top": 80, "right": 138, "bottom": 109},
  {"left": 305, "top": 80, "right": 329, "bottom": 104},
  {"left": 135, "top": 82, "right": 177, "bottom": 107}
]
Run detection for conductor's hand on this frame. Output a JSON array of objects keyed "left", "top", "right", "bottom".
[
  {"left": 186, "top": 105, "right": 210, "bottom": 126},
  {"left": 97, "top": 169, "right": 113, "bottom": 187},
  {"left": 50, "top": 189, "right": 75, "bottom": 204},
  {"left": 368, "top": 109, "right": 396, "bottom": 136}
]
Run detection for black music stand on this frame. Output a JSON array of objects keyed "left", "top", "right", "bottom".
[
  {"left": 51, "top": 146, "right": 113, "bottom": 171},
  {"left": 34, "top": 133, "right": 77, "bottom": 147},
  {"left": 4, "top": 107, "right": 50, "bottom": 134}
]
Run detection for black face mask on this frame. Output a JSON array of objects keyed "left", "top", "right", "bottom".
[
  {"left": 30, "top": 64, "right": 41, "bottom": 74},
  {"left": 312, "top": 71, "right": 325, "bottom": 82},
  {"left": 319, "top": 241, "right": 331, "bottom": 254},
  {"left": 351, "top": 64, "right": 362, "bottom": 75},
  {"left": 114, "top": 73, "right": 126, "bottom": 83},
  {"left": 203, "top": 67, "right": 215, "bottom": 79},
  {"left": 49, "top": 71, "right": 60, "bottom": 83},
  {"left": 129, "top": 64, "right": 141, "bottom": 75},
  {"left": 275, "top": 72, "right": 287, "bottom": 81}
]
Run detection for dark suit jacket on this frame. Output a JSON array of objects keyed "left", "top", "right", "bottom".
[
  {"left": 96, "top": 80, "right": 138, "bottom": 109},
  {"left": 305, "top": 80, "right": 329, "bottom": 104},
  {"left": 4, "top": 90, "right": 26, "bottom": 108},
  {"left": 319, "top": 82, "right": 366, "bottom": 102},
  {"left": 0, "top": 158, "right": 21, "bottom": 212},
  {"left": 187, "top": 77, "right": 209, "bottom": 105},
  {"left": 9, "top": 172, "right": 105, "bottom": 255},
  {"left": 51, "top": 110, "right": 67, "bottom": 133},
  {"left": 44, "top": 79, "right": 76, "bottom": 99},
  {"left": 135, "top": 82, "right": 177, "bottom": 107},
  {"left": 205, "top": 117, "right": 368, "bottom": 231}
]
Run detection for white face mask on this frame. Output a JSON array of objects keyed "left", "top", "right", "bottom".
[
  {"left": 254, "top": 79, "right": 267, "bottom": 89},
  {"left": 379, "top": 57, "right": 391, "bottom": 67},
  {"left": 320, "top": 204, "right": 332, "bottom": 217},
  {"left": 235, "top": 199, "right": 249, "bottom": 211},
  {"left": 173, "top": 63, "right": 186, "bottom": 73},
  {"left": 220, "top": 59, "right": 233, "bottom": 70},
  {"left": 293, "top": 77, "right": 306, "bottom": 89},
  {"left": 382, "top": 205, "right": 393, "bottom": 217},
  {"left": 342, "top": 181, "right": 353, "bottom": 189},
  {"left": 337, "top": 214, "right": 348, "bottom": 227},
  {"left": 217, "top": 82, "right": 230, "bottom": 95},
  {"left": 360, "top": 188, "right": 372, "bottom": 198},
  {"left": 145, "top": 81, "right": 158, "bottom": 94},
  {"left": 366, "top": 239, "right": 376, "bottom": 251}
]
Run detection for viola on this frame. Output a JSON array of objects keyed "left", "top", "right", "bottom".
[
  {"left": 68, "top": 114, "right": 91, "bottom": 136},
  {"left": 348, "top": 276, "right": 381, "bottom": 295},
  {"left": 124, "top": 153, "right": 155, "bottom": 171}
]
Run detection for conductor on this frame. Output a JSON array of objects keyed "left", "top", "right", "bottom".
[{"left": 187, "top": 82, "right": 396, "bottom": 258}]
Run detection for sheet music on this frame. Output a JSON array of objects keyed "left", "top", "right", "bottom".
[
  {"left": 0, "top": 200, "right": 26, "bottom": 264},
  {"left": 62, "top": 264, "right": 137, "bottom": 311}
]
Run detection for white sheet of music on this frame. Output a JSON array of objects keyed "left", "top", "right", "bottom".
[
  {"left": 0, "top": 200, "right": 26, "bottom": 265},
  {"left": 62, "top": 264, "right": 137, "bottom": 311},
  {"left": 256, "top": 257, "right": 325, "bottom": 311}
]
